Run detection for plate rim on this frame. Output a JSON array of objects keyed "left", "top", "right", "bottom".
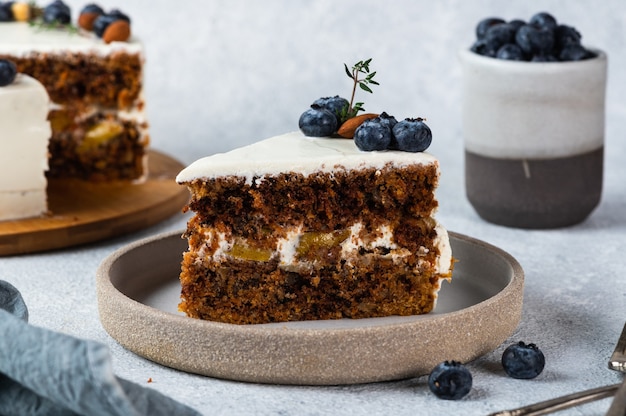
[{"left": 96, "top": 229, "right": 524, "bottom": 384}]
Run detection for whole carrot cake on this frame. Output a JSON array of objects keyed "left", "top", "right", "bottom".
[
  {"left": 0, "top": 1, "right": 148, "bottom": 182},
  {"left": 176, "top": 131, "right": 453, "bottom": 325}
]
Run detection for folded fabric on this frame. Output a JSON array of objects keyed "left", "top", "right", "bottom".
[{"left": 0, "top": 280, "right": 202, "bottom": 416}]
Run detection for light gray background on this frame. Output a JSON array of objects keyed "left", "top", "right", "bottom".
[{"left": 3, "top": 1, "right": 626, "bottom": 415}]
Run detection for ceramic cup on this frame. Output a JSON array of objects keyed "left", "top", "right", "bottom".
[{"left": 459, "top": 48, "right": 607, "bottom": 229}]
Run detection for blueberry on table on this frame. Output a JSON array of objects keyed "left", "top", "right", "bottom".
[
  {"left": 354, "top": 119, "right": 392, "bottom": 151},
  {"left": 0, "top": 59, "right": 17, "bottom": 87},
  {"left": 475, "top": 17, "right": 506, "bottom": 40},
  {"left": 391, "top": 118, "right": 432, "bottom": 152},
  {"left": 501, "top": 341, "right": 545, "bottom": 379},
  {"left": 428, "top": 361, "right": 473, "bottom": 400},
  {"left": 43, "top": 0, "right": 71, "bottom": 25},
  {"left": 299, "top": 105, "right": 338, "bottom": 137},
  {"left": 312, "top": 96, "right": 349, "bottom": 125}
]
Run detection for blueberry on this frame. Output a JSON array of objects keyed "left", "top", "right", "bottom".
[
  {"left": 312, "top": 96, "right": 349, "bottom": 125},
  {"left": 508, "top": 19, "right": 526, "bottom": 33},
  {"left": 0, "top": 59, "right": 17, "bottom": 87},
  {"left": 559, "top": 43, "right": 592, "bottom": 61},
  {"left": 92, "top": 9, "right": 131, "bottom": 37},
  {"left": 476, "top": 17, "right": 505, "bottom": 40},
  {"left": 470, "top": 39, "right": 497, "bottom": 57},
  {"left": 515, "top": 24, "right": 554, "bottom": 56},
  {"left": 43, "top": 0, "right": 71, "bottom": 25},
  {"left": 502, "top": 341, "right": 545, "bottom": 379},
  {"left": 531, "top": 53, "right": 558, "bottom": 62},
  {"left": 80, "top": 3, "right": 104, "bottom": 15},
  {"left": 391, "top": 118, "right": 432, "bottom": 152},
  {"left": 0, "top": 2, "right": 14, "bottom": 22},
  {"left": 298, "top": 105, "right": 338, "bottom": 137},
  {"left": 376, "top": 111, "right": 397, "bottom": 130},
  {"left": 354, "top": 119, "right": 392, "bottom": 151},
  {"left": 529, "top": 12, "right": 558, "bottom": 31},
  {"left": 484, "top": 23, "right": 517, "bottom": 52},
  {"left": 428, "top": 361, "right": 472, "bottom": 400},
  {"left": 497, "top": 43, "right": 525, "bottom": 61},
  {"left": 554, "top": 24, "right": 582, "bottom": 50},
  {"left": 108, "top": 8, "right": 131, "bottom": 24}
]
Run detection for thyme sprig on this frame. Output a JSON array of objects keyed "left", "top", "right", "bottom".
[{"left": 341, "top": 58, "right": 379, "bottom": 121}]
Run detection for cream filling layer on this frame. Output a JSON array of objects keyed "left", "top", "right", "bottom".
[{"left": 193, "top": 221, "right": 453, "bottom": 276}]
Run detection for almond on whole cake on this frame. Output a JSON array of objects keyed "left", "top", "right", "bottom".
[
  {"left": 0, "top": 1, "right": 149, "bottom": 182},
  {"left": 176, "top": 131, "right": 453, "bottom": 325}
]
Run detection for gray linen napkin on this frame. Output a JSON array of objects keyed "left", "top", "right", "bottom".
[{"left": 0, "top": 280, "right": 202, "bottom": 416}]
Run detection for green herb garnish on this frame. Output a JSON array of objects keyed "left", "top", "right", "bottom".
[
  {"left": 341, "top": 58, "right": 379, "bottom": 121},
  {"left": 28, "top": 19, "right": 79, "bottom": 34}
]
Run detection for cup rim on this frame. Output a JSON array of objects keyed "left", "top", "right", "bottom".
[{"left": 458, "top": 46, "right": 607, "bottom": 68}]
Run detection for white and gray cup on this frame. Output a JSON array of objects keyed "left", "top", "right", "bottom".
[{"left": 459, "top": 48, "right": 607, "bottom": 228}]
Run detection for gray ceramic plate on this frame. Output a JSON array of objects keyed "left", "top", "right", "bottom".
[{"left": 97, "top": 230, "right": 524, "bottom": 385}]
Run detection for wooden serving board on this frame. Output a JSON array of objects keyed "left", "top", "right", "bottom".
[{"left": 0, "top": 150, "right": 189, "bottom": 256}]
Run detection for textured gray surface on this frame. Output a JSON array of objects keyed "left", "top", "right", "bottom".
[{"left": 2, "top": 0, "right": 626, "bottom": 414}]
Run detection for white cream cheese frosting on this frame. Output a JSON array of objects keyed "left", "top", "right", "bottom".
[
  {"left": 177, "top": 131, "right": 440, "bottom": 184},
  {"left": 0, "top": 74, "right": 51, "bottom": 221},
  {"left": 0, "top": 22, "right": 143, "bottom": 56}
]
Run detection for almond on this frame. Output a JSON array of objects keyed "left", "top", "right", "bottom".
[
  {"left": 78, "top": 12, "right": 101, "bottom": 31},
  {"left": 336, "top": 113, "right": 379, "bottom": 138},
  {"left": 103, "top": 20, "right": 131, "bottom": 44},
  {"left": 11, "top": 2, "right": 30, "bottom": 21}
]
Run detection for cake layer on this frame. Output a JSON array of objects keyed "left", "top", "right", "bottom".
[
  {"left": 178, "top": 135, "right": 452, "bottom": 324},
  {"left": 47, "top": 108, "right": 148, "bottom": 181},
  {"left": 466, "top": 148, "right": 603, "bottom": 228}
]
